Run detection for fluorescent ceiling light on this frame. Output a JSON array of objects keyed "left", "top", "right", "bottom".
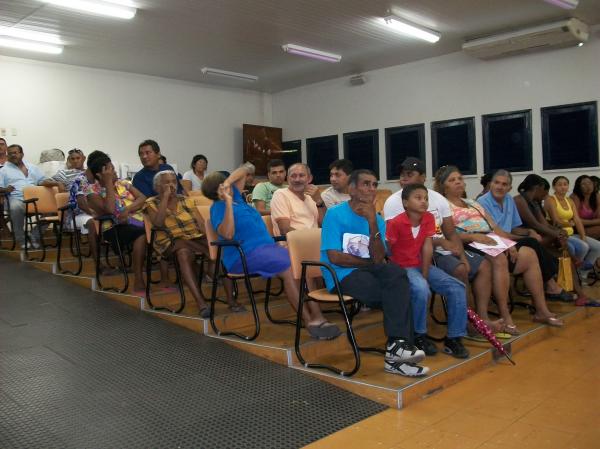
[
  {"left": 543, "top": 0, "right": 578, "bottom": 9},
  {"left": 0, "top": 26, "right": 63, "bottom": 45},
  {"left": 282, "top": 44, "right": 342, "bottom": 63},
  {"left": 37, "top": 0, "right": 137, "bottom": 19},
  {"left": 201, "top": 67, "right": 258, "bottom": 82},
  {"left": 0, "top": 37, "right": 63, "bottom": 54},
  {"left": 380, "top": 16, "right": 441, "bottom": 43}
]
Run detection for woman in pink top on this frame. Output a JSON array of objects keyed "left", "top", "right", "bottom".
[{"left": 571, "top": 175, "right": 600, "bottom": 240}]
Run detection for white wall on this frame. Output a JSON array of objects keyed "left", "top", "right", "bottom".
[
  {"left": 272, "top": 33, "right": 600, "bottom": 197},
  {"left": 0, "top": 55, "right": 271, "bottom": 173}
]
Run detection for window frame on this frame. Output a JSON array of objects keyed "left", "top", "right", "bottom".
[
  {"left": 306, "top": 134, "right": 339, "bottom": 185},
  {"left": 343, "top": 129, "right": 380, "bottom": 177},
  {"left": 384, "top": 123, "right": 426, "bottom": 180},
  {"left": 482, "top": 109, "right": 532, "bottom": 173},
  {"left": 431, "top": 116, "right": 476, "bottom": 175},
  {"left": 281, "top": 139, "right": 302, "bottom": 168},
  {"left": 541, "top": 101, "right": 599, "bottom": 171}
]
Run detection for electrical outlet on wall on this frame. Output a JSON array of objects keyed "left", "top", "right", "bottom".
[
  {"left": 11, "top": 128, "right": 17, "bottom": 136},
  {"left": 0, "top": 128, "right": 6, "bottom": 137}
]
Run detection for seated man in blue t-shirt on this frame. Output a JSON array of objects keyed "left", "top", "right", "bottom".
[
  {"left": 477, "top": 169, "right": 573, "bottom": 303},
  {"left": 203, "top": 163, "right": 341, "bottom": 340},
  {"left": 320, "top": 169, "right": 429, "bottom": 377},
  {"left": 132, "top": 139, "right": 183, "bottom": 197}
]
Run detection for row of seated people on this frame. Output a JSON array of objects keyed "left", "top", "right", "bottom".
[{"left": 2, "top": 139, "right": 594, "bottom": 378}]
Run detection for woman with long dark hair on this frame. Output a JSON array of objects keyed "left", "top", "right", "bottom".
[{"left": 571, "top": 175, "right": 600, "bottom": 239}]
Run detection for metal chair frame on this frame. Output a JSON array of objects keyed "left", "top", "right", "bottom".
[
  {"left": 94, "top": 215, "right": 130, "bottom": 293},
  {"left": 0, "top": 194, "right": 16, "bottom": 251},
  {"left": 144, "top": 225, "right": 206, "bottom": 314},
  {"left": 55, "top": 201, "right": 83, "bottom": 275},
  {"left": 294, "top": 260, "right": 361, "bottom": 377}
]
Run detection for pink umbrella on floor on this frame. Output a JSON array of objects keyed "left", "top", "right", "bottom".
[{"left": 467, "top": 307, "right": 516, "bottom": 365}]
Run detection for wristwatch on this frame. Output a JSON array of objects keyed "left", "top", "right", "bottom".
[
  {"left": 316, "top": 201, "right": 325, "bottom": 208},
  {"left": 372, "top": 231, "right": 381, "bottom": 239}
]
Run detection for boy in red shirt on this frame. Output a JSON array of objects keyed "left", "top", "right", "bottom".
[{"left": 386, "top": 184, "right": 469, "bottom": 358}]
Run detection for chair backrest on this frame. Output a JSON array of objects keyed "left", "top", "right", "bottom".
[
  {"left": 196, "top": 205, "right": 211, "bottom": 220},
  {"left": 262, "top": 215, "right": 274, "bottom": 237},
  {"left": 188, "top": 191, "right": 213, "bottom": 206},
  {"left": 286, "top": 228, "right": 323, "bottom": 281},
  {"left": 54, "top": 192, "right": 70, "bottom": 220},
  {"left": 180, "top": 179, "right": 193, "bottom": 192},
  {"left": 375, "top": 189, "right": 392, "bottom": 214},
  {"left": 23, "top": 186, "right": 59, "bottom": 215}
]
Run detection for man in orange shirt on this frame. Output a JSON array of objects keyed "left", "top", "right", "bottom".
[{"left": 270, "top": 163, "right": 326, "bottom": 237}]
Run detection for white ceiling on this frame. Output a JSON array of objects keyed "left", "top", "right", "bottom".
[{"left": 1, "top": 0, "right": 599, "bottom": 92}]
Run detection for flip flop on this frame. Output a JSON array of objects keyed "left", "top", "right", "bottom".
[
  {"left": 464, "top": 334, "right": 487, "bottom": 343},
  {"left": 198, "top": 307, "right": 211, "bottom": 319},
  {"left": 228, "top": 304, "right": 247, "bottom": 313},
  {"left": 494, "top": 332, "right": 513, "bottom": 340},
  {"left": 307, "top": 322, "right": 342, "bottom": 340},
  {"left": 131, "top": 289, "right": 147, "bottom": 298}
]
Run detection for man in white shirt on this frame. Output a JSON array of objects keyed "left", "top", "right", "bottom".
[
  {"left": 270, "top": 163, "right": 325, "bottom": 237},
  {"left": 0, "top": 144, "right": 60, "bottom": 247},
  {"left": 321, "top": 159, "right": 353, "bottom": 208},
  {"left": 383, "top": 158, "right": 492, "bottom": 319}
]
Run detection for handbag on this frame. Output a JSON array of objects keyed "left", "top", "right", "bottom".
[{"left": 556, "top": 249, "right": 574, "bottom": 292}]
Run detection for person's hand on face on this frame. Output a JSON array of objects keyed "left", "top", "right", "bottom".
[
  {"left": 218, "top": 183, "right": 232, "bottom": 202},
  {"left": 99, "top": 164, "right": 115, "bottom": 185},
  {"left": 354, "top": 201, "right": 376, "bottom": 222}
]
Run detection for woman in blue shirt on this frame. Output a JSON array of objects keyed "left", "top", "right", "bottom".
[{"left": 202, "top": 163, "right": 341, "bottom": 340}]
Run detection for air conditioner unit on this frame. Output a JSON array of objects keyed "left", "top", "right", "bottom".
[{"left": 462, "top": 18, "right": 588, "bottom": 60}]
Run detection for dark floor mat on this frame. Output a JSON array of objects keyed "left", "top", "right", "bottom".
[{"left": 0, "top": 256, "right": 386, "bottom": 449}]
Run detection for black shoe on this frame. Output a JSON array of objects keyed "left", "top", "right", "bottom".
[
  {"left": 443, "top": 337, "right": 469, "bottom": 359},
  {"left": 414, "top": 334, "right": 438, "bottom": 356}
]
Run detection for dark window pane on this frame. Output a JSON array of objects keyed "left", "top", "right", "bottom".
[
  {"left": 483, "top": 110, "right": 532, "bottom": 173},
  {"left": 385, "top": 124, "right": 425, "bottom": 180},
  {"left": 431, "top": 117, "right": 476, "bottom": 175},
  {"left": 282, "top": 140, "right": 302, "bottom": 168},
  {"left": 307, "top": 135, "right": 338, "bottom": 185},
  {"left": 343, "top": 129, "right": 379, "bottom": 177},
  {"left": 542, "top": 102, "right": 598, "bottom": 170}
]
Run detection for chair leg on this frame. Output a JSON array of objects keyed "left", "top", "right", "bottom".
[
  {"left": 209, "top": 247, "right": 260, "bottom": 341},
  {"left": 264, "top": 277, "right": 295, "bottom": 326},
  {"left": 294, "top": 267, "right": 360, "bottom": 376}
]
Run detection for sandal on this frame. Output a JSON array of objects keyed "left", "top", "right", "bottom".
[
  {"left": 503, "top": 324, "right": 521, "bottom": 336},
  {"left": 307, "top": 322, "right": 343, "bottom": 340},
  {"left": 546, "top": 290, "right": 575, "bottom": 302},
  {"left": 532, "top": 315, "right": 564, "bottom": 327},
  {"left": 198, "top": 307, "right": 211, "bottom": 319},
  {"left": 228, "top": 304, "right": 247, "bottom": 313},
  {"left": 575, "top": 297, "right": 600, "bottom": 307},
  {"left": 131, "top": 289, "right": 147, "bottom": 298}
]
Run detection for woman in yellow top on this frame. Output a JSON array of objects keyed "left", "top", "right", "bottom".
[
  {"left": 144, "top": 170, "right": 243, "bottom": 318},
  {"left": 545, "top": 176, "right": 600, "bottom": 275}
]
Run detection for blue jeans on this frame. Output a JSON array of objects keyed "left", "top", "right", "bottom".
[
  {"left": 568, "top": 235, "right": 600, "bottom": 264},
  {"left": 405, "top": 266, "right": 467, "bottom": 339}
]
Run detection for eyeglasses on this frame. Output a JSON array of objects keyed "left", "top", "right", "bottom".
[{"left": 68, "top": 149, "right": 83, "bottom": 155}]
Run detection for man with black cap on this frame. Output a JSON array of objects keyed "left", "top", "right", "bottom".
[{"left": 383, "top": 157, "right": 492, "bottom": 355}]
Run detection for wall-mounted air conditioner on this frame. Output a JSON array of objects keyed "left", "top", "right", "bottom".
[{"left": 462, "top": 18, "right": 588, "bottom": 60}]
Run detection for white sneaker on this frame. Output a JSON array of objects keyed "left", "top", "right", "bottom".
[
  {"left": 385, "top": 339, "right": 425, "bottom": 363},
  {"left": 384, "top": 360, "right": 429, "bottom": 377}
]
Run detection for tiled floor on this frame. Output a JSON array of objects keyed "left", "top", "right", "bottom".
[{"left": 305, "top": 309, "right": 600, "bottom": 449}]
